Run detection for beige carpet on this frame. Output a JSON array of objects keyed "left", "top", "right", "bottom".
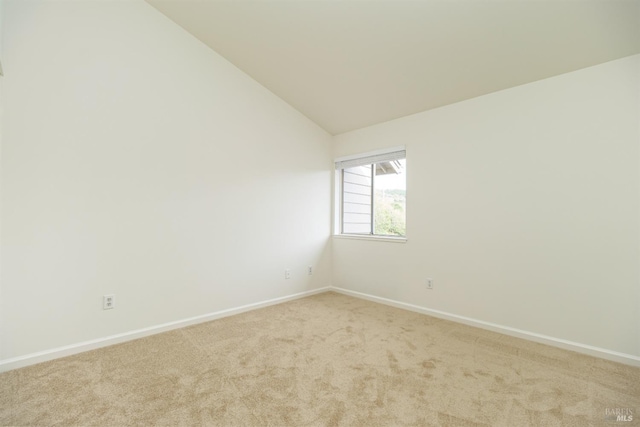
[{"left": 0, "top": 291, "right": 638, "bottom": 426}]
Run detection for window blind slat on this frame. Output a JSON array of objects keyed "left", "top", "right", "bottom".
[{"left": 335, "top": 149, "right": 406, "bottom": 170}]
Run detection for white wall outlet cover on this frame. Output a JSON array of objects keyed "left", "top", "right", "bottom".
[{"left": 103, "top": 295, "right": 116, "bottom": 310}]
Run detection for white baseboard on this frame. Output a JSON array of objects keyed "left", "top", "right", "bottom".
[
  {"left": 331, "top": 287, "right": 640, "bottom": 367},
  {"left": 0, "top": 287, "right": 331, "bottom": 373},
  {"left": 4, "top": 285, "right": 638, "bottom": 372}
]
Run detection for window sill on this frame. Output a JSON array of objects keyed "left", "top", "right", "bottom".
[{"left": 333, "top": 234, "right": 407, "bottom": 243}]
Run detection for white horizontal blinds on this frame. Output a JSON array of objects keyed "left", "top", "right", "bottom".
[
  {"left": 335, "top": 149, "right": 405, "bottom": 170},
  {"left": 342, "top": 165, "right": 373, "bottom": 234}
]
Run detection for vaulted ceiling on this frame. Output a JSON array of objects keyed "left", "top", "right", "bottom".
[{"left": 146, "top": 0, "right": 640, "bottom": 135}]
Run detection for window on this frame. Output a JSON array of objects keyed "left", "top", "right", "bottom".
[{"left": 335, "top": 148, "right": 406, "bottom": 237}]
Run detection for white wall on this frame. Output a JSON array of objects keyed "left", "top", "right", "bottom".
[
  {"left": 0, "top": 0, "right": 3, "bottom": 69},
  {"left": 1, "top": 0, "right": 637, "bottom": 369},
  {"left": 0, "top": 0, "right": 332, "bottom": 363},
  {"left": 333, "top": 55, "right": 640, "bottom": 358},
  {"left": 0, "top": 0, "right": 4, "bottom": 366}
]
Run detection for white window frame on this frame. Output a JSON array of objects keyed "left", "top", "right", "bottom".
[{"left": 334, "top": 146, "right": 407, "bottom": 243}]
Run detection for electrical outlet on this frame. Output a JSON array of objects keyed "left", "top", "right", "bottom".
[
  {"left": 308, "top": 266, "right": 313, "bottom": 275},
  {"left": 103, "top": 294, "right": 115, "bottom": 310},
  {"left": 285, "top": 269, "right": 291, "bottom": 279},
  {"left": 426, "top": 278, "right": 433, "bottom": 290}
]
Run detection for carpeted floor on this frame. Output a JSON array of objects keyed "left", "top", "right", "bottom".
[{"left": 0, "top": 291, "right": 638, "bottom": 426}]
